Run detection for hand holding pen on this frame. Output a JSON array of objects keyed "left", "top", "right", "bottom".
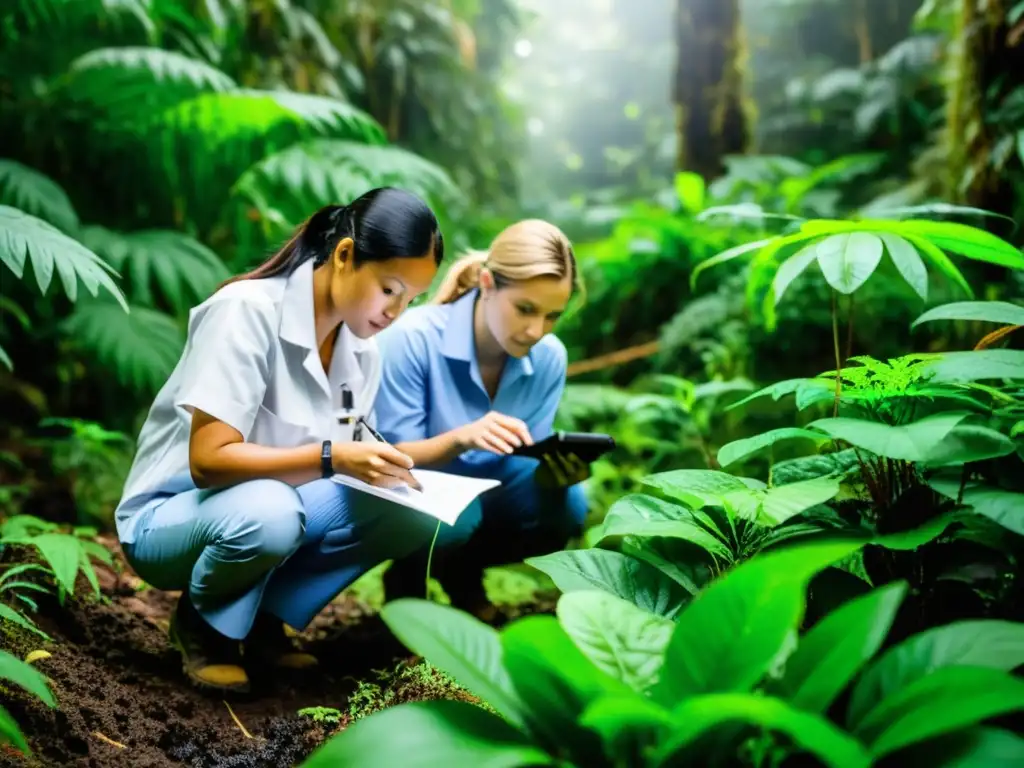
[{"left": 356, "top": 416, "right": 424, "bottom": 492}]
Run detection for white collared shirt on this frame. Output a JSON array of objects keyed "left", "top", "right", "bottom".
[{"left": 114, "top": 259, "right": 381, "bottom": 544}]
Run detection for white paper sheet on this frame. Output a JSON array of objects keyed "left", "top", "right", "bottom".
[{"left": 331, "top": 469, "right": 501, "bottom": 525}]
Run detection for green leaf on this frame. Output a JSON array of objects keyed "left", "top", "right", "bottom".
[
  {"left": 931, "top": 479, "right": 1024, "bottom": 536},
  {"left": 654, "top": 540, "right": 863, "bottom": 703},
  {"left": 717, "top": 428, "right": 831, "bottom": 468},
  {"left": 25, "top": 533, "right": 83, "bottom": 595},
  {"left": 525, "top": 549, "right": 691, "bottom": 619},
  {"left": 891, "top": 219, "right": 1024, "bottom": 271},
  {"left": 0, "top": 649, "right": 55, "bottom": 707},
  {"left": 776, "top": 582, "right": 907, "bottom": 712},
  {"left": 556, "top": 591, "right": 674, "bottom": 693},
  {"left": 655, "top": 693, "right": 872, "bottom": 768},
  {"left": 918, "top": 423, "right": 1017, "bottom": 467},
  {"left": 380, "top": 599, "right": 524, "bottom": 726},
  {"left": 771, "top": 241, "right": 820, "bottom": 305},
  {"left": 772, "top": 449, "right": 862, "bottom": 486},
  {"left": 79, "top": 227, "right": 229, "bottom": 314},
  {"left": 578, "top": 695, "right": 672, "bottom": 763},
  {"left": 595, "top": 493, "right": 732, "bottom": 562},
  {"left": 816, "top": 232, "right": 884, "bottom": 294},
  {"left": 690, "top": 237, "right": 777, "bottom": 289},
  {"left": 0, "top": 705, "right": 29, "bottom": 754},
  {"left": 880, "top": 233, "right": 928, "bottom": 301},
  {"left": 759, "top": 476, "right": 843, "bottom": 526},
  {"left": 500, "top": 616, "right": 634, "bottom": 764},
  {"left": 924, "top": 350, "right": 1024, "bottom": 383},
  {"left": 912, "top": 301, "right": 1024, "bottom": 328},
  {"left": 298, "top": 700, "right": 553, "bottom": 768},
  {"left": 56, "top": 46, "right": 236, "bottom": 124},
  {"left": 807, "top": 412, "right": 971, "bottom": 462},
  {"left": 0, "top": 160, "right": 79, "bottom": 233},
  {"left": 642, "top": 469, "right": 765, "bottom": 508},
  {"left": 902, "top": 233, "right": 974, "bottom": 297},
  {"left": 0, "top": 206, "right": 127, "bottom": 309},
  {"left": 674, "top": 172, "right": 705, "bottom": 214},
  {"left": 846, "top": 619, "right": 1024, "bottom": 729},
  {"left": 855, "top": 666, "right": 1024, "bottom": 758},
  {"left": 62, "top": 299, "right": 185, "bottom": 396},
  {"left": 0, "top": 604, "right": 50, "bottom": 640}
]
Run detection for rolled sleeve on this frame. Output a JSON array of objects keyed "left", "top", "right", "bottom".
[
  {"left": 526, "top": 339, "right": 568, "bottom": 440},
  {"left": 375, "top": 329, "right": 430, "bottom": 444},
  {"left": 174, "top": 296, "right": 276, "bottom": 439}
]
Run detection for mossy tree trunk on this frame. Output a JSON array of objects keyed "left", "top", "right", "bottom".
[
  {"left": 673, "top": 0, "right": 753, "bottom": 180},
  {"left": 946, "top": 0, "right": 1024, "bottom": 213}
]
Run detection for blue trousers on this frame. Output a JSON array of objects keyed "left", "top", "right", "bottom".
[
  {"left": 122, "top": 478, "right": 438, "bottom": 640},
  {"left": 385, "top": 457, "right": 589, "bottom": 605}
]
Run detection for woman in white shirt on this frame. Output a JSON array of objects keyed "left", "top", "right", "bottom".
[{"left": 115, "top": 187, "right": 442, "bottom": 693}]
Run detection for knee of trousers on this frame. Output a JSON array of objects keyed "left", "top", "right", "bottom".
[{"left": 223, "top": 479, "right": 306, "bottom": 561}]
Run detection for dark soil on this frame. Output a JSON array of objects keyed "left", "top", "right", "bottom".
[{"left": 0, "top": 536, "right": 555, "bottom": 768}]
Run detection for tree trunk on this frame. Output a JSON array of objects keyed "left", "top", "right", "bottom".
[
  {"left": 946, "top": 0, "right": 1024, "bottom": 214},
  {"left": 673, "top": 0, "right": 752, "bottom": 180}
]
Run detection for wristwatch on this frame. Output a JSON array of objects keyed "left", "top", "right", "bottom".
[{"left": 320, "top": 440, "right": 333, "bottom": 478}]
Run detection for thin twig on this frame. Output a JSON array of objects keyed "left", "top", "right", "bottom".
[
  {"left": 92, "top": 732, "right": 126, "bottom": 749},
  {"left": 224, "top": 701, "right": 253, "bottom": 739}
]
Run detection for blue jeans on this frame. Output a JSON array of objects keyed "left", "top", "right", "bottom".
[
  {"left": 122, "top": 478, "right": 438, "bottom": 640},
  {"left": 384, "top": 457, "right": 589, "bottom": 606}
]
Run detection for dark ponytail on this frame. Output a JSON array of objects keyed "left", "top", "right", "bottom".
[{"left": 223, "top": 187, "right": 444, "bottom": 286}]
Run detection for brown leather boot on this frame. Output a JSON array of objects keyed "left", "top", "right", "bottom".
[{"left": 168, "top": 595, "right": 250, "bottom": 693}]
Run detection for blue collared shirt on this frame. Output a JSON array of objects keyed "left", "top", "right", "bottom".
[{"left": 374, "top": 288, "right": 567, "bottom": 479}]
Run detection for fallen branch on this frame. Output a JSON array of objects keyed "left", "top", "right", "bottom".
[
  {"left": 92, "top": 732, "right": 125, "bottom": 749},
  {"left": 566, "top": 340, "right": 661, "bottom": 378}
]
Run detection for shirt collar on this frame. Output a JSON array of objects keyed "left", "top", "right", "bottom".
[
  {"left": 279, "top": 259, "right": 372, "bottom": 353},
  {"left": 440, "top": 287, "right": 535, "bottom": 378}
]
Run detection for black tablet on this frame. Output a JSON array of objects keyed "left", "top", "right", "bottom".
[{"left": 513, "top": 431, "right": 616, "bottom": 464}]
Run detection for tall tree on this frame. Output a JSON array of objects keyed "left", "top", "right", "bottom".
[{"left": 673, "top": 0, "right": 753, "bottom": 179}]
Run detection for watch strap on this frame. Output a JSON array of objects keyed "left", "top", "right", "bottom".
[{"left": 320, "top": 440, "right": 333, "bottom": 479}]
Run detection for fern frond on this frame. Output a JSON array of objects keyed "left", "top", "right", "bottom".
[
  {"left": 0, "top": 160, "right": 79, "bottom": 233},
  {"left": 79, "top": 226, "right": 230, "bottom": 314},
  {"left": 153, "top": 91, "right": 387, "bottom": 234},
  {"left": 0, "top": 206, "right": 126, "bottom": 309},
  {"left": 61, "top": 299, "right": 184, "bottom": 395},
  {"left": 52, "top": 46, "right": 236, "bottom": 124}
]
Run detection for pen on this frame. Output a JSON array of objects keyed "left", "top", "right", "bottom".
[{"left": 357, "top": 416, "right": 423, "bottom": 492}]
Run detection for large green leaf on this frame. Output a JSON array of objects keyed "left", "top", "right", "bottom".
[
  {"left": 807, "top": 412, "right": 971, "bottom": 462},
  {"left": 890, "top": 219, "right": 1024, "bottom": 271},
  {"left": 923, "top": 350, "right": 1024, "bottom": 383},
  {"left": 771, "top": 241, "right": 820, "bottom": 304},
  {"left": 556, "top": 591, "right": 674, "bottom": 693},
  {"left": 500, "top": 616, "right": 636, "bottom": 763},
  {"left": 377, "top": 599, "right": 524, "bottom": 727},
  {"left": 816, "top": 232, "right": 884, "bottom": 294},
  {"left": 880, "top": 233, "right": 928, "bottom": 301},
  {"left": 655, "top": 693, "right": 871, "bottom": 768},
  {"left": 55, "top": 46, "right": 236, "bottom": 124},
  {"left": 716, "top": 428, "right": 831, "bottom": 469},
  {"left": 776, "top": 582, "right": 907, "bottom": 713},
  {"left": 855, "top": 666, "right": 1024, "bottom": 758},
  {"left": 0, "top": 205, "right": 126, "bottom": 309},
  {"left": 931, "top": 479, "right": 1024, "bottom": 536},
  {"left": 846, "top": 619, "right": 1024, "bottom": 729},
  {"left": 912, "top": 301, "right": 1024, "bottom": 329},
  {"left": 61, "top": 299, "right": 184, "bottom": 395},
  {"left": 0, "top": 649, "right": 56, "bottom": 706},
  {"left": 525, "top": 549, "right": 692, "bottom": 619},
  {"left": 654, "top": 540, "right": 862, "bottom": 704},
  {"left": 642, "top": 470, "right": 765, "bottom": 508},
  {"left": 690, "top": 237, "right": 776, "bottom": 289},
  {"left": 0, "top": 160, "right": 79, "bottom": 233},
  {"left": 578, "top": 695, "right": 672, "bottom": 763},
  {"left": 595, "top": 493, "right": 731, "bottom": 562},
  {"left": 80, "top": 226, "right": 229, "bottom": 313},
  {"left": 298, "top": 700, "right": 553, "bottom": 768}
]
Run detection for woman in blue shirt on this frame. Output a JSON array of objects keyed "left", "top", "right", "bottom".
[{"left": 374, "top": 219, "right": 587, "bottom": 620}]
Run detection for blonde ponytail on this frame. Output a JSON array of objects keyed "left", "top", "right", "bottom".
[
  {"left": 432, "top": 249, "right": 489, "bottom": 304},
  {"left": 431, "top": 219, "right": 581, "bottom": 306}
]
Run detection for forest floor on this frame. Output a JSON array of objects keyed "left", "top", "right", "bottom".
[{"left": 0, "top": 535, "right": 556, "bottom": 768}]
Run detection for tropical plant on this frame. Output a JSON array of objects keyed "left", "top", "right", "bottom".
[{"left": 299, "top": 540, "right": 1024, "bottom": 767}]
